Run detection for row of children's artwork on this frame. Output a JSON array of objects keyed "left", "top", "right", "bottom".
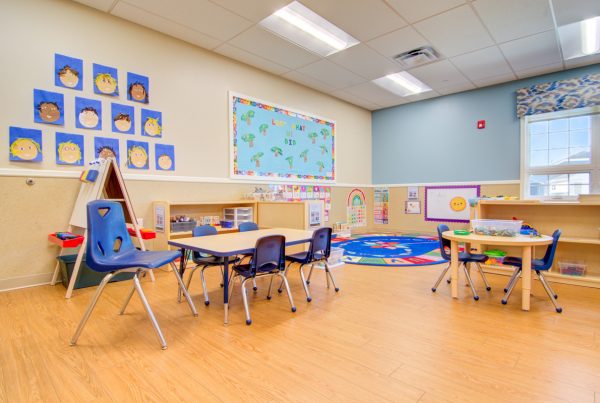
[
  {"left": 9, "top": 126, "right": 175, "bottom": 171},
  {"left": 34, "top": 89, "right": 162, "bottom": 136}
]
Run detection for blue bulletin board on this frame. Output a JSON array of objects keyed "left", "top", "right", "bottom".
[{"left": 230, "top": 92, "right": 335, "bottom": 182}]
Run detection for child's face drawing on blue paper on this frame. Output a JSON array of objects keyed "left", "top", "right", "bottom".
[
  {"left": 38, "top": 102, "right": 60, "bottom": 123},
  {"left": 79, "top": 107, "right": 99, "bottom": 128}
]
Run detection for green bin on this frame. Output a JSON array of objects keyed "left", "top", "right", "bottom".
[{"left": 57, "top": 254, "right": 135, "bottom": 289}]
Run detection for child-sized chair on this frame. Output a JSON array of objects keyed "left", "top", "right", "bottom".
[
  {"left": 501, "top": 229, "right": 562, "bottom": 313},
  {"left": 238, "top": 222, "right": 259, "bottom": 291},
  {"left": 70, "top": 201, "right": 197, "bottom": 350},
  {"left": 229, "top": 235, "right": 295, "bottom": 325},
  {"left": 431, "top": 224, "right": 491, "bottom": 300}
]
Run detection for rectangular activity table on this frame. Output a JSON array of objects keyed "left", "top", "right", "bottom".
[{"left": 168, "top": 228, "right": 315, "bottom": 324}]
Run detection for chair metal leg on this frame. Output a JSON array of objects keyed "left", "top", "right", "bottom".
[
  {"left": 229, "top": 274, "right": 237, "bottom": 302},
  {"left": 132, "top": 273, "right": 167, "bottom": 349},
  {"left": 299, "top": 264, "right": 312, "bottom": 302},
  {"left": 537, "top": 271, "right": 562, "bottom": 313},
  {"left": 267, "top": 277, "right": 274, "bottom": 300},
  {"left": 278, "top": 261, "right": 294, "bottom": 293},
  {"left": 538, "top": 272, "right": 558, "bottom": 299},
  {"left": 306, "top": 263, "right": 315, "bottom": 285},
  {"left": 504, "top": 267, "right": 521, "bottom": 292},
  {"left": 119, "top": 282, "right": 136, "bottom": 315},
  {"left": 462, "top": 264, "right": 479, "bottom": 301},
  {"left": 70, "top": 272, "right": 116, "bottom": 346},
  {"left": 185, "top": 266, "right": 199, "bottom": 292},
  {"left": 324, "top": 262, "right": 339, "bottom": 292},
  {"left": 200, "top": 265, "right": 210, "bottom": 306},
  {"left": 240, "top": 278, "right": 252, "bottom": 325},
  {"left": 476, "top": 263, "right": 491, "bottom": 291},
  {"left": 252, "top": 278, "right": 258, "bottom": 292},
  {"left": 278, "top": 273, "right": 296, "bottom": 313},
  {"left": 502, "top": 268, "right": 521, "bottom": 305},
  {"left": 432, "top": 263, "right": 450, "bottom": 292},
  {"left": 325, "top": 264, "right": 331, "bottom": 289},
  {"left": 170, "top": 262, "right": 198, "bottom": 317}
]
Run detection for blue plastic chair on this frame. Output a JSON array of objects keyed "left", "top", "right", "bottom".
[
  {"left": 501, "top": 229, "right": 562, "bottom": 312},
  {"left": 70, "top": 201, "right": 197, "bottom": 350},
  {"left": 237, "top": 222, "right": 260, "bottom": 291},
  {"left": 279, "top": 227, "right": 338, "bottom": 302},
  {"left": 229, "top": 235, "right": 295, "bottom": 325},
  {"left": 186, "top": 225, "right": 239, "bottom": 306},
  {"left": 431, "top": 224, "right": 491, "bottom": 300}
]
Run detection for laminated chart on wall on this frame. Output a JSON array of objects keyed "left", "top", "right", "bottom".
[
  {"left": 374, "top": 187, "right": 389, "bottom": 224},
  {"left": 268, "top": 184, "right": 332, "bottom": 221},
  {"left": 347, "top": 188, "right": 366, "bottom": 227},
  {"left": 424, "top": 185, "right": 480, "bottom": 223},
  {"left": 231, "top": 92, "right": 335, "bottom": 182}
]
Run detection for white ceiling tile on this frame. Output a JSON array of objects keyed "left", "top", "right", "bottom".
[
  {"left": 472, "top": 0, "right": 554, "bottom": 43},
  {"left": 228, "top": 26, "right": 320, "bottom": 70},
  {"left": 295, "top": 59, "right": 366, "bottom": 89},
  {"left": 299, "top": 0, "right": 407, "bottom": 41},
  {"left": 344, "top": 82, "right": 408, "bottom": 106},
  {"left": 328, "top": 44, "right": 402, "bottom": 80},
  {"left": 111, "top": 2, "right": 223, "bottom": 49},
  {"left": 564, "top": 53, "right": 600, "bottom": 69},
  {"left": 331, "top": 90, "right": 381, "bottom": 110},
  {"left": 386, "top": 0, "right": 466, "bottom": 23},
  {"left": 208, "top": 0, "right": 290, "bottom": 22},
  {"left": 402, "top": 90, "right": 441, "bottom": 102},
  {"left": 500, "top": 30, "right": 563, "bottom": 72},
  {"left": 551, "top": 0, "right": 600, "bottom": 26},
  {"left": 472, "top": 72, "right": 517, "bottom": 87},
  {"left": 282, "top": 70, "right": 338, "bottom": 93},
  {"left": 73, "top": 0, "right": 115, "bottom": 12},
  {"left": 514, "top": 62, "right": 564, "bottom": 79},
  {"left": 451, "top": 46, "right": 514, "bottom": 81},
  {"left": 437, "top": 82, "right": 476, "bottom": 95},
  {"left": 408, "top": 60, "right": 472, "bottom": 92},
  {"left": 366, "top": 26, "right": 431, "bottom": 58},
  {"left": 213, "top": 43, "right": 291, "bottom": 75},
  {"left": 413, "top": 5, "right": 495, "bottom": 57},
  {"left": 121, "top": 0, "right": 253, "bottom": 41}
]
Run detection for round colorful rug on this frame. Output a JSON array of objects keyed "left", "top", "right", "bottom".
[{"left": 332, "top": 234, "right": 446, "bottom": 267}]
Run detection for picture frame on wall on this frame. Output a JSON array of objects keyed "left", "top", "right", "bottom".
[{"left": 405, "top": 200, "right": 421, "bottom": 214}]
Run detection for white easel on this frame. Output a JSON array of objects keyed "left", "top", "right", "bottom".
[{"left": 51, "top": 158, "right": 154, "bottom": 298}]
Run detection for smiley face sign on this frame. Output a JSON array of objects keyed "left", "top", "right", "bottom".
[{"left": 449, "top": 196, "right": 467, "bottom": 212}]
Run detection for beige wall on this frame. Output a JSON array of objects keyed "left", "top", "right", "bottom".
[{"left": 0, "top": 0, "right": 373, "bottom": 289}]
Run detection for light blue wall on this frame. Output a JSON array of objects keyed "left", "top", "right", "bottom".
[{"left": 372, "top": 64, "right": 600, "bottom": 184}]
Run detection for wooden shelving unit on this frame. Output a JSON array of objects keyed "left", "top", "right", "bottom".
[{"left": 474, "top": 200, "right": 600, "bottom": 288}]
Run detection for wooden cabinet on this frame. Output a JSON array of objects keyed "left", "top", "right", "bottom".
[{"left": 474, "top": 200, "right": 600, "bottom": 288}]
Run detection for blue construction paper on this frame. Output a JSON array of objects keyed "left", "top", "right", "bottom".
[
  {"left": 126, "top": 140, "right": 149, "bottom": 169},
  {"left": 9, "top": 127, "right": 43, "bottom": 162},
  {"left": 55, "top": 132, "right": 84, "bottom": 166},
  {"left": 75, "top": 97, "right": 102, "bottom": 130},
  {"left": 55, "top": 54, "right": 83, "bottom": 90},
  {"left": 141, "top": 108, "right": 162, "bottom": 138},
  {"left": 34, "top": 89, "right": 64, "bottom": 125},
  {"left": 94, "top": 136, "right": 120, "bottom": 164},
  {"left": 127, "top": 72, "right": 149, "bottom": 103},
  {"left": 111, "top": 103, "right": 135, "bottom": 134},
  {"left": 155, "top": 143, "right": 175, "bottom": 171},
  {"left": 93, "top": 63, "right": 119, "bottom": 96}
]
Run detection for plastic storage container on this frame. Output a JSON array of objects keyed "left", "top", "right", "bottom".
[
  {"left": 223, "top": 207, "right": 254, "bottom": 228},
  {"left": 220, "top": 220, "right": 234, "bottom": 228},
  {"left": 483, "top": 249, "right": 507, "bottom": 265},
  {"left": 327, "top": 247, "right": 345, "bottom": 266},
  {"left": 558, "top": 261, "right": 586, "bottom": 276},
  {"left": 57, "top": 254, "right": 134, "bottom": 289},
  {"left": 471, "top": 219, "right": 523, "bottom": 237},
  {"left": 170, "top": 220, "right": 197, "bottom": 232}
]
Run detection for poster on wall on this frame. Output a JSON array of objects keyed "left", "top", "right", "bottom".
[
  {"left": 55, "top": 54, "right": 83, "bottom": 90},
  {"left": 94, "top": 136, "right": 120, "bottom": 164},
  {"left": 55, "top": 132, "right": 84, "bottom": 166},
  {"left": 75, "top": 97, "right": 102, "bottom": 130},
  {"left": 93, "top": 63, "right": 119, "bottom": 96},
  {"left": 127, "top": 72, "right": 149, "bottom": 103},
  {"left": 267, "top": 184, "right": 332, "bottom": 221},
  {"left": 374, "top": 187, "right": 389, "bottom": 224},
  {"left": 405, "top": 200, "right": 421, "bottom": 214},
  {"left": 141, "top": 109, "right": 162, "bottom": 137},
  {"left": 126, "top": 140, "right": 149, "bottom": 170},
  {"left": 155, "top": 143, "right": 175, "bottom": 171},
  {"left": 347, "top": 188, "right": 366, "bottom": 227},
  {"left": 111, "top": 103, "right": 135, "bottom": 134},
  {"left": 230, "top": 92, "right": 335, "bottom": 182},
  {"left": 424, "top": 185, "right": 480, "bottom": 223},
  {"left": 33, "top": 89, "right": 64, "bottom": 125},
  {"left": 9, "top": 127, "right": 43, "bottom": 162}
]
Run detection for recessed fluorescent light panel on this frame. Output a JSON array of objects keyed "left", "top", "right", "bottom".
[
  {"left": 558, "top": 16, "right": 600, "bottom": 60},
  {"left": 260, "top": 1, "right": 359, "bottom": 57},
  {"left": 373, "top": 72, "right": 432, "bottom": 97}
]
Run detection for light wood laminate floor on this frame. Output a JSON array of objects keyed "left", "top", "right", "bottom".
[{"left": 1, "top": 263, "right": 600, "bottom": 402}]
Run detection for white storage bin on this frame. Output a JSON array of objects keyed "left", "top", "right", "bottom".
[
  {"left": 471, "top": 219, "right": 522, "bottom": 237},
  {"left": 314, "top": 247, "right": 344, "bottom": 268},
  {"left": 222, "top": 207, "right": 254, "bottom": 228}
]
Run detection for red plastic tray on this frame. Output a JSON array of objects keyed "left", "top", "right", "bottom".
[
  {"left": 127, "top": 227, "right": 157, "bottom": 239},
  {"left": 48, "top": 233, "right": 84, "bottom": 248}
]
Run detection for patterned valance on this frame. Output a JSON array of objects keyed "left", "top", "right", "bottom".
[{"left": 516, "top": 73, "right": 600, "bottom": 117}]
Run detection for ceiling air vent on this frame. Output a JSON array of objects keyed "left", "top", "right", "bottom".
[{"left": 393, "top": 46, "right": 439, "bottom": 68}]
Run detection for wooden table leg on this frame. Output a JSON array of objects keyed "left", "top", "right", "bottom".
[
  {"left": 521, "top": 246, "right": 532, "bottom": 311},
  {"left": 450, "top": 240, "right": 459, "bottom": 298}
]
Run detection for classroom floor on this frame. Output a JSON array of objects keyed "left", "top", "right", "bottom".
[{"left": 1, "top": 263, "right": 600, "bottom": 402}]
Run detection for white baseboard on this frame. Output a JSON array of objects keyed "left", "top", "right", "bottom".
[{"left": 0, "top": 272, "right": 55, "bottom": 293}]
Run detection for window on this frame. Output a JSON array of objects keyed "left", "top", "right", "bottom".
[{"left": 521, "top": 107, "right": 600, "bottom": 199}]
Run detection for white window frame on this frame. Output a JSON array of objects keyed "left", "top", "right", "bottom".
[{"left": 520, "top": 105, "right": 600, "bottom": 200}]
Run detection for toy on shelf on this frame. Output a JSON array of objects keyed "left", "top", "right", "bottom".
[
  {"left": 48, "top": 232, "right": 84, "bottom": 248},
  {"left": 513, "top": 217, "right": 541, "bottom": 237}
]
